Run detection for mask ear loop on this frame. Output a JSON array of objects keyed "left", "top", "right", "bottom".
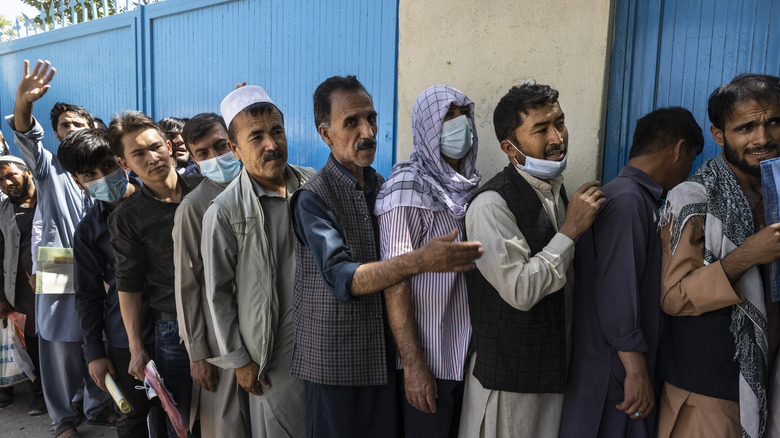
[{"left": 507, "top": 140, "right": 527, "bottom": 167}]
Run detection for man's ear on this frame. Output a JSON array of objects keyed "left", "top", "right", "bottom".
[
  {"left": 500, "top": 139, "right": 522, "bottom": 165},
  {"left": 70, "top": 174, "right": 88, "bottom": 192},
  {"left": 117, "top": 156, "right": 132, "bottom": 173},
  {"left": 710, "top": 124, "right": 725, "bottom": 147},
  {"left": 672, "top": 138, "right": 686, "bottom": 162},
  {"left": 317, "top": 125, "right": 334, "bottom": 147},
  {"left": 227, "top": 139, "right": 242, "bottom": 161},
  {"left": 166, "top": 139, "right": 173, "bottom": 155}
]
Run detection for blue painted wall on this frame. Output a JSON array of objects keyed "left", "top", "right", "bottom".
[
  {"left": 0, "top": 0, "right": 399, "bottom": 177},
  {"left": 603, "top": 0, "right": 780, "bottom": 183}
]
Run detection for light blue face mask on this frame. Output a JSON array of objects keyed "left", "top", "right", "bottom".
[
  {"left": 82, "top": 167, "right": 129, "bottom": 203},
  {"left": 509, "top": 140, "right": 568, "bottom": 179},
  {"left": 198, "top": 150, "right": 241, "bottom": 184},
  {"left": 439, "top": 115, "right": 474, "bottom": 159}
]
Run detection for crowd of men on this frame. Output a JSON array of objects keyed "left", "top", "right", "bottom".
[{"left": 0, "top": 57, "right": 778, "bottom": 438}]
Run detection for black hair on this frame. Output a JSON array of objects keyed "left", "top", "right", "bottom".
[
  {"left": 49, "top": 102, "right": 95, "bottom": 135},
  {"left": 157, "top": 117, "right": 186, "bottom": 141},
  {"left": 629, "top": 107, "right": 704, "bottom": 159},
  {"left": 182, "top": 113, "right": 228, "bottom": 153},
  {"left": 57, "top": 129, "right": 114, "bottom": 175},
  {"left": 708, "top": 73, "right": 780, "bottom": 130},
  {"left": 313, "top": 75, "right": 371, "bottom": 128},
  {"left": 107, "top": 111, "right": 166, "bottom": 158},
  {"left": 227, "top": 102, "right": 284, "bottom": 143},
  {"left": 493, "top": 83, "right": 560, "bottom": 142}
]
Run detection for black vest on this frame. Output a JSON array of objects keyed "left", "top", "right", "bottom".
[
  {"left": 467, "top": 165, "right": 568, "bottom": 393},
  {"left": 658, "top": 307, "right": 739, "bottom": 401}
]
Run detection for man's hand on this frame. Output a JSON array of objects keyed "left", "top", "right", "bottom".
[
  {"left": 404, "top": 362, "right": 438, "bottom": 414},
  {"left": 559, "top": 181, "right": 606, "bottom": 242},
  {"left": 616, "top": 370, "right": 655, "bottom": 420},
  {"left": 0, "top": 301, "right": 12, "bottom": 320},
  {"left": 234, "top": 81, "right": 247, "bottom": 90},
  {"left": 88, "top": 358, "right": 116, "bottom": 392},
  {"left": 415, "top": 229, "right": 483, "bottom": 274},
  {"left": 17, "top": 60, "right": 55, "bottom": 105},
  {"left": 191, "top": 359, "right": 219, "bottom": 392},
  {"left": 722, "top": 222, "right": 780, "bottom": 284},
  {"left": 615, "top": 351, "right": 654, "bottom": 420},
  {"left": 127, "top": 347, "right": 151, "bottom": 382},
  {"left": 235, "top": 361, "right": 270, "bottom": 396}
]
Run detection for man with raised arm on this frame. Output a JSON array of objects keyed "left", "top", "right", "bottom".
[
  {"left": 291, "top": 75, "right": 484, "bottom": 438},
  {"left": 6, "top": 59, "right": 112, "bottom": 438}
]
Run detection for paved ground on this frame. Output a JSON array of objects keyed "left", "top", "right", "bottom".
[{"left": 0, "top": 383, "right": 113, "bottom": 438}]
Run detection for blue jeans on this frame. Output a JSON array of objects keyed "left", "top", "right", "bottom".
[{"left": 154, "top": 320, "right": 196, "bottom": 437}]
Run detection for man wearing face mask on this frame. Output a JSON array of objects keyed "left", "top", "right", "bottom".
[
  {"left": 459, "top": 82, "right": 605, "bottom": 438},
  {"left": 374, "top": 85, "right": 481, "bottom": 437},
  {"left": 172, "top": 112, "right": 248, "bottom": 437},
  {"left": 57, "top": 129, "right": 163, "bottom": 438}
]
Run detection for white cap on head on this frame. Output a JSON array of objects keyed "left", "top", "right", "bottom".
[
  {"left": 220, "top": 85, "right": 275, "bottom": 129},
  {"left": 0, "top": 155, "right": 27, "bottom": 168}
]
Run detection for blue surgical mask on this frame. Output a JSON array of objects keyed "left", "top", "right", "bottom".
[
  {"left": 509, "top": 140, "right": 568, "bottom": 179},
  {"left": 82, "top": 167, "right": 129, "bottom": 203},
  {"left": 439, "top": 115, "right": 474, "bottom": 159},
  {"left": 197, "top": 151, "right": 241, "bottom": 184}
]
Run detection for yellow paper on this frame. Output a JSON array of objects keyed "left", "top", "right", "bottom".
[
  {"left": 105, "top": 373, "right": 132, "bottom": 413},
  {"left": 35, "top": 248, "right": 74, "bottom": 294}
]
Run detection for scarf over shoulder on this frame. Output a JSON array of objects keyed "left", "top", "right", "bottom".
[
  {"left": 660, "top": 154, "right": 768, "bottom": 438},
  {"left": 374, "top": 85, "right": 481, "bottom": 218}
]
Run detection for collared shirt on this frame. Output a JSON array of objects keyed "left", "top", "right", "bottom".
[
  {"left": 109, "top": 173, "right": 203, "bottom": 313},
  {"left": 5, "top": 115, "right": 94, "bottom": 342},
  {"left": 292, "top": 155, "right": 380, "bottom": 301},
  {"left": 378, "top": 206, "right": 470, "bottom": 380},
  {"left": 74, "top": 193, "right": 155, "bottom": 362}
]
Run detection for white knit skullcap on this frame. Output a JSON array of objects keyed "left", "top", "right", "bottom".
[
  {"left": 0, "top": 155, "right": 27, "bottom": 168},
  {"left": 220, "top": 85, "right": 275, "bottom": 128}
]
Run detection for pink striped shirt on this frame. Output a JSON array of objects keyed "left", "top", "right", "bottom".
[{"left": 378, "top": 206, "right": 471, "bottom": 381}]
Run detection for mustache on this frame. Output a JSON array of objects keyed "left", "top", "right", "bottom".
[
  {"left": 263, "top": 149, "right": 283, "bottom": 162},
  {"left": 545, "top": 146, "right": 567, "bottom": 157},
  {"left": 356, "top": 138, "right": 376, "bottom": 151}
]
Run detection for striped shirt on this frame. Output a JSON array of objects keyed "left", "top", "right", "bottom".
[{"left": 378, "top": 205, "right": 471, "bottom": 381}]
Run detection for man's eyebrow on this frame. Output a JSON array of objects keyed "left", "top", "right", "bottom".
[{"left": 733, "top": 120, "right": 756, "bottom": 130}]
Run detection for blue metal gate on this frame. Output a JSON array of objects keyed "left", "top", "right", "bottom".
[
  {"left": 603, "top": 0, "right": 780, "bottom": 182},
  {"left": 0, "top": 0, "right": 399, "bottom": 176}
]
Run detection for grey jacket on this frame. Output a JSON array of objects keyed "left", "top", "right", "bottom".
[
  {"left": 0, "top": 196, "right": 21, "bottom": 306},
  {"left": 202, "top": 165, "right": 313, "bottom": 373}
]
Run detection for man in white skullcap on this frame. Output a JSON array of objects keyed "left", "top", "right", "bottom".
[{"left": 200, "top": 85, "right": 312, "bottom": 437}]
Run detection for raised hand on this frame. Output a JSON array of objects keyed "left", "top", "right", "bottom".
[{"left": 17, "top": 60, "right": 55, "bottom": 106}]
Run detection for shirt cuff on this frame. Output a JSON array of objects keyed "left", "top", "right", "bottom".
[
  {"left": 186, "top": 342, "right": 212, "bottom": 362},
  {"left": 608, "top": 329, "right": 649, "bottom": 353},
  {"left": 83, "top": 341, "right": 108, "bottom": 364},
  {"left": 547, "top": 232, "right": 575, "bottom": 261},
  {"left": 206, "top": 346, "right": 251, "bottom": 370},
  {"left": 333, "top": 261, "right": 361, "bottom": 302}
]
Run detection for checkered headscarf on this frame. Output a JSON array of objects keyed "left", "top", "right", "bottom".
[{"left": 375, "top": 85, "right": 481, "bottom": 218}]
